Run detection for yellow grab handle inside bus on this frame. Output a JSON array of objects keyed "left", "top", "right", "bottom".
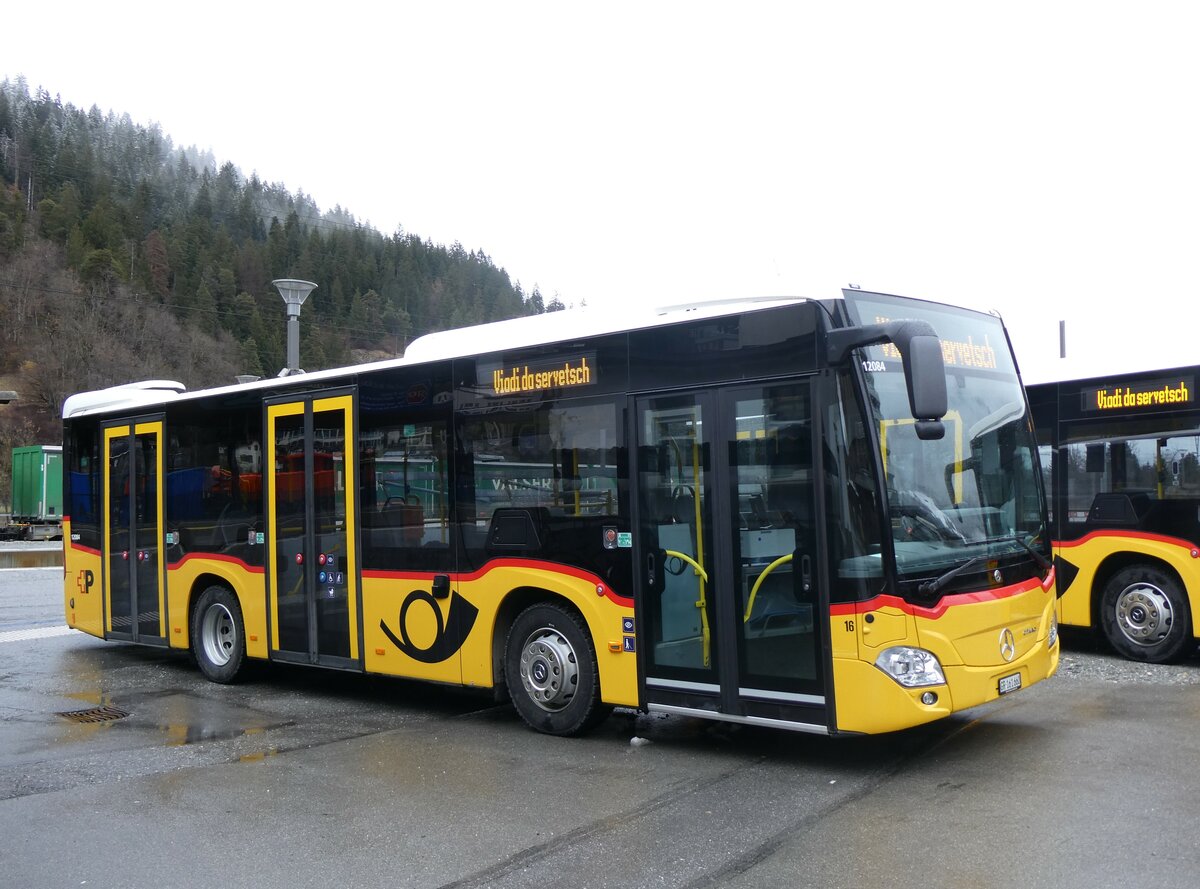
[
  {"left": 664, "top": 548, "right": 711, "bottom": 667},
  {"left": 744, "top": 553, "right": 794, "bottom": 623}
]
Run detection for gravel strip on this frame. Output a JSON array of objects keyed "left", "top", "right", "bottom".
[{"left": 1057, "top": 630, "right": 1200, "bottom": 685}]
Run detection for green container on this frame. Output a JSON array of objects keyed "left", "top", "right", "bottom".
[{"left": 11, "top": 445, "right": 63, "bottom": 523}]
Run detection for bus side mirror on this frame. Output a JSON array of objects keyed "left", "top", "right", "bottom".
[
  {"left": 902, "top": 333, "right": 948, "bottom": 440},
  {"left": 827, "top": 319, "right": 947, "bottom": 441}
]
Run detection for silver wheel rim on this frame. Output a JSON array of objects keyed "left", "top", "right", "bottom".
[
  {"left": 518, "top": 626, "right": 579, "bottom": 712},
  {"left": 200, "top": 602, "right": 236, "bottom": 667},
  {"left": 1114, "top": 582, "right": 1173, "bottom": 647}
]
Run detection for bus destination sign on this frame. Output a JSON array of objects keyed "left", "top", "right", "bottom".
[
  {"left": 1082, "top": 376, "right": 1194, "bottom": 412},
  {"left": 871, "top": 315, "right": 999, "bottom": 370},
  {"left": 482, "top": 353, "right": 596, "bottom": 396}
]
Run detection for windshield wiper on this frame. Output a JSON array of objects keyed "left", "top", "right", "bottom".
[
  {"left": 917, "top": 535, "right": 1052, "bottom": 598},
  {"left": 918, "top": 554, "right": 990, "bottom": 598},
  {"left": 984, "top": 533, "right": 1052, "bottom": 572},
  {"left": 1012, "top": 534, "right": 1052, "bottom": 571}
]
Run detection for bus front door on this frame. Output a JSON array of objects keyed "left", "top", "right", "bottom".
[
  {"left": 635, "top": 383, "right": 827, "bottom": 730},
  {"left": 102, "top": 420, "right": 167, "bottom": 644},
  {"left": 267, "top": 396, "right": 361, "bottom": 669}
]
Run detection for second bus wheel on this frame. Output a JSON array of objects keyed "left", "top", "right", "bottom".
[
  {"left": 191, "top": 585, "right": 248, "bottom": 683},
  {"left": 1100, "top": 565, "right": 1193, "bottom": 663},
  {"left": 504, "top": 602, "right": 610, "bottom": 736}
]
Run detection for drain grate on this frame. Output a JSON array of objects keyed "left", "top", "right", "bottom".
[{"left": 57, "top": 706, "right": 130, "bottom": 724}]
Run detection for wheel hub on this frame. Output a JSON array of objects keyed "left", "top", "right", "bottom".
[
  {"left": 519, "top": 628, "right": 579, "bottom": 711},
  {"left": 1114, "top": 583, "right": 1172, "bottom": 647},
  {"left": 201, "top": 603, "right": 236, "bottom": 666}
]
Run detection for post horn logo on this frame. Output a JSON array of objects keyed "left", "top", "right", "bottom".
[{"left": 380, "top": 587, "right": 479, "bottom": 664}]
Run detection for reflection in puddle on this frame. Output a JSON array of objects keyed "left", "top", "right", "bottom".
[
  {"left": 238, "top": 748, "right": 279, "bottom": 763},
  {"left": 48, "top": 685, "right": 290, "bottom": 755},
  {"left": 157, "top": 693, "right": 286, "bottom": 747}
]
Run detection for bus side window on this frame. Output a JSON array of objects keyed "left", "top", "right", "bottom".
[{"left": 359, "top": 419, "right": 452, "bottom": 571}]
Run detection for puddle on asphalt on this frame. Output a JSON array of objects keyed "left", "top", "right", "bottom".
[
  {"left": 156, "top": 692, "right": 289, "bottom": 747},
  {"left": 49, "top": 688, "right": 291, "bottom": 752}
]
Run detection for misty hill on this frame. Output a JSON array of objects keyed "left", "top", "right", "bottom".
[{"left": 0, "top": 76, "right": 561, "bottom": 506}]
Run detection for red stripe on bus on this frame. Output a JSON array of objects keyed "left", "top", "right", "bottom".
[
  {"left": 166, "top": 552, "right": 265, "bottom": 573},
  {"left": 1053, "top": 529, "right": 1200, "bottom": 554},
  {"left": 829, "top": 575, "right": 1046, "bottom": 619},
  {"left": 364, "top": 558, "right": 634, "bottom": 607}
]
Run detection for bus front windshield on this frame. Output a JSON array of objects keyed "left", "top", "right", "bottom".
[{"left": 845, "top": 294, "right": 1049, "bottom": 594}]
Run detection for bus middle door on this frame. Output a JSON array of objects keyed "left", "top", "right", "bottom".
[{"left": 267, "top": 395, "right": 361, "bottom": 669}]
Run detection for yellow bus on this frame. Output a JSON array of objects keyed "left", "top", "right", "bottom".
[
  {"left": 62, "top": 289, "right": 1058, "bottom": 736},
  {"left": 1030, "top": 365, "right": 1200, "bottom": 662}
]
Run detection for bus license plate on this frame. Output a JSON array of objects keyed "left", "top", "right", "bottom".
[{"left": 998, "top": 673, "right": 1022, "bottom": 695}]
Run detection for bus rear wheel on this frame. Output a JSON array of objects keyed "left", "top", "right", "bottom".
[
  {"left": 191, "top": 585, "right": 248, "bottom": 683},
  {"left": 1100, "top": 565, "right": 1192, "bottom": 663},
  {"left": 504, "top": 602, "right": 609, "bottom": 736}
]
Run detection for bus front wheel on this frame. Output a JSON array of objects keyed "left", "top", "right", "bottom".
[
  {"left": 1100, "top": 566, "right": 1192, "bottom": 663},
  {"left": 191, "top": 585, "right": 248, "bottom": 683},
  {"left": 504, "top": 602, "right": 609, "bottom": 736}
]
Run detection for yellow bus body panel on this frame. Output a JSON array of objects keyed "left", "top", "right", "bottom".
[
  {"left": 165, "top": 556, "right": 269, "bottom": 658},
  {"left": 63, "top": 519, "right": 105, "bottom": 638},
  {"left": 832, "top": 575, "right": 1059, "bottom": 734},
  {"left": 362, "top": 561, "right": 640, "bottom": 707},
  {"left": 361, "top": 573, "right": 462, "bottom": 685},
  {"left": 1054, "top": 531, "right": 1200, "bottom": 631}
]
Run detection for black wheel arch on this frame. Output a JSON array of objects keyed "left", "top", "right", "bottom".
[
  {"left": 491, "top": 585, "right": 579, "bottom": 697},
  {"left": 187, "top": 573, "right": 241, "bottom": 629}
]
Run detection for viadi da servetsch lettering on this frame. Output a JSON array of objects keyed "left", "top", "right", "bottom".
[
  {"left": 492, "top": 356, "right": 593, "bottom": 395},
  {"left": 1094, "top": 380, "right": 1190, "bottom": 410}
]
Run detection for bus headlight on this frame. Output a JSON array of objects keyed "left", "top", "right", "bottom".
[
  {"left": 875, "top": 647, "right": 947, "bottom": 688},
  {"left": 1048, "top": 611, "right": 1059, "bottom": 649}
]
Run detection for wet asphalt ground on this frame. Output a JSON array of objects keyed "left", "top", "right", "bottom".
[{"left": 3, "top": 553, "right": 1200, "bottom": 889}]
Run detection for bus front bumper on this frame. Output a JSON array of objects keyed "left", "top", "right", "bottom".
[{"left": 833, "top": 635, "right": 1060, "bottom": 735}]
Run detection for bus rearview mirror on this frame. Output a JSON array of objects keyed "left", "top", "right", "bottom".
[
  {"left": 827, "top": 319, "right": 948, "bottom": 439},
  {"left": 902, "top": 333, "right": 949, "bottom": 424}
]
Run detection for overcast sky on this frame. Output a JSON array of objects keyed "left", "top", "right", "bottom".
[{"left": 6, "top": 2, "right": 1199, "bottom": 383}]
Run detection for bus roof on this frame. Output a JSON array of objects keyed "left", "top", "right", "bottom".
[
  {"left": 401, "top": 295, "right": 805, "bottom": 363},
  {"left": 62, "top": 295, "right": 812, "bottom": 419}
]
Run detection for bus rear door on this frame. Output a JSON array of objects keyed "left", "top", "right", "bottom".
[{"left": 102, "top": 419, "right": 168, "bottom": 644}]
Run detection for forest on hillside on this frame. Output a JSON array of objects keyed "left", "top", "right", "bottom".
[{"left": 0, "top": 76, "right": 561, "bottom": 506}]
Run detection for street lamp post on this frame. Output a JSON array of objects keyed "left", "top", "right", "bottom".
[{"left": 272, "top": 279, "right": 317, "bottom": 376}]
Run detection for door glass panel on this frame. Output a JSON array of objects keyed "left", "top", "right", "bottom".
[
  {"left": 638, "top": 395, "right": 716, "bottom": 678},
  {"left": 134, "top": 431, "right": 161, "bottom": 638},
  {"left": 108, "top": 434, "right": 132, "bottom": 633},
  {"left": 312, "top": 408, "right": 350, "bottom": 659},
  {"left": 274, "top": 413, "right": 308, "bottom": 653},
  {"left": 729, "top": 385, "right": 820, "bottom": 691}
]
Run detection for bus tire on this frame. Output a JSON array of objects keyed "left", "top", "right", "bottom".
[
  {"left": 504, "top": 602, "right": 610, "bottom": 736},
  {"left": 191, "top": 585, "right": 248, "bottom": 683},
  {"left": 1100, "top": 565, "right": 1193, "bottom": 663}
]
